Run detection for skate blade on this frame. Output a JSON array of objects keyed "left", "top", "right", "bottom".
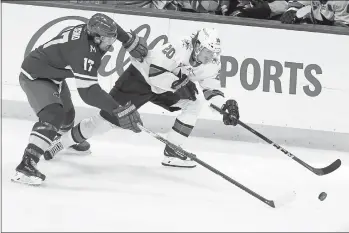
[
  {"left": 161, "top": 162, "right": 197, "bottom": 168},
  {"left": 63, "top": 148, "right": 92, "bottom": 156},
  {"left": 162, "top": 157, "right": 196, "bottom": 168},
  {"left": 11, "top": 172, "right": 43, "bottom": 186}
]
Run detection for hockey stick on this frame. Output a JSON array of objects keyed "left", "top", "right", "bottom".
[
  {"left": 210, "top": 104, "right": 341, "bottom": 176},
  {"left": 137, "top": 123, "right": 296, "bottom": 208}
]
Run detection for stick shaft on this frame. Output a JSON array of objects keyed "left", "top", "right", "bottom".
[
  {"left": 137, "top": 123, "right": 276, "bottom": 208},
  {"left": 210, "top": 103, "right": 341, "bottom": 175}
]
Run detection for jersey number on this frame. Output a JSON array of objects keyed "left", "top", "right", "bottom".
[
  {"left": 84, "top": 58, "right": 94, "bottom": 72},
  {"left": 43, "top": 31, "right": 70, "bottom": 49},
  {"left": 162, "top": 44, "right": 175, "bottom": 59}
]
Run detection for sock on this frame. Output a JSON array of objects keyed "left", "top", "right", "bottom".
[
  {"left": 25, "top": 121, "right": 58, "bottom": 160},
  {"left": 60, "top": 114, "right": 115, "bottom": 148}
]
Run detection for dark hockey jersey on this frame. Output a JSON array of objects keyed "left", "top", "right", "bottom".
[
  {"left": 21, "top": 24, "right": 121, "bottom": 113},
  {"left": 21, "top": 24, "right": 104, "bottom": 88}
]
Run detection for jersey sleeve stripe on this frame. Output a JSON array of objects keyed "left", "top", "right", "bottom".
[
  {"left": 73, "top": 72, "right": 98, "bottom": 81},
  {"left": 75, "top": 79, "right": 98, "bottom": 89},
  {"left": 150, "top": 64, "right": 170, "bottom": 72},
  {"left": 203, "top": 89, "right": 225, "bottom": 100},
  {"left": 149, "top": 68, "right": 167, "bottom": 77},
  {"left": 149, "top": 64, "right": 170, "bottom": 77},
  {"left": 74, "top": 76, "right": 98, "bottom": 81},
  {"left": 21, "top": 68, "right": 63, "bottom": 84},
  {"left": 21, "top": 68, "right": 35, "bottom": 80}
]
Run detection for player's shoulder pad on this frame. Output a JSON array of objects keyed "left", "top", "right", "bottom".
[
  {"left": 68, "top": 24, "right": 90, "bottom": 50},
  {"left": 71, "top": 24, "right": 84, "bottom": 40},
  {"left": 78, "top": 26, "right": 101, "bottom": 60}
]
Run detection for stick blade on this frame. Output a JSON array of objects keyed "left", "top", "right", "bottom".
[
  {"left": 272, "top": 191, "right": 297, "bottom": 208},
  {"left": 315, "top": 159, "right": 341, "bottom": 176}
]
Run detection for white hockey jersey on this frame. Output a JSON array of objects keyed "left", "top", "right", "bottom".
[{"left": 130, "top": 36, "right": 226, "bottom": 107}]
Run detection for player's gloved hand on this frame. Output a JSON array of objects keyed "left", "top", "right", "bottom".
[
  {"left": 171, "top": 71, "right": 190, "bottom": 91},
  {"left": 123, "top": 31, "right": 148, "bottom": 62},
  {"left": 175, "top": 81, "right": 199, "bottom": 101},
  {"left": 221, "top": 99, "right": 240, "bottom": 126},
  {"left": 112, "top": 102, "right": 143, "bottom": 133},
  {"left": 171, "top": 72, "right": 199, "bottom": 101}
]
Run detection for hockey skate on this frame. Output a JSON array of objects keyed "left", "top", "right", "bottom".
[
  {"left": 162, "top": 145, "right": 196, "bottom": 168},
  {"left": 56, "top": 132, "right": 91, "bottom": 156},
  {"left": 64, "top": 141, "right": 91, "bottom": 156},
  {"left": 11, "top": 153, "right": 46, "bottom": 186},
  {"left": 44, "top": 139, "right": 91, "bottom": 160}
]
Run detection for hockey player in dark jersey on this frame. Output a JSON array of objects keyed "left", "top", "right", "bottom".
[{"left": 11, "top": 13, "right": 146, "bottom": 185}]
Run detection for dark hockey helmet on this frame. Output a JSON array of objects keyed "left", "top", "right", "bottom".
[{"left": 87, "top": 13, "right": 118, "bottom": 38}]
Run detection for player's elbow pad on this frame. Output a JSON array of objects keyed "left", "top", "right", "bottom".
[
  {"left": 203, "top": 89, "right": 225, "bottom": 100},
  {"left": 77, "top": 85, "right": 119, "bottom": 114},
  {"left": 203, "top": 89, "right": 226, "bottom": 110},
  {"left": 77, "top": 85, "right": 106, "bottom": 107}
]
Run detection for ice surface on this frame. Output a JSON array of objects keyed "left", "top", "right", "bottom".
[{"left": 2, "top": 118, "right": 349, "bottom": 232}]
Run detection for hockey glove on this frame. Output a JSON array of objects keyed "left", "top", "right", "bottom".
[
  {"left": 123, "top": 31, "right": 148, "bottom": 62},
  {"left": 221, "top": 99, "right": 240, "bottom": 126},
  {"left": 112, "top": 102, "right": 143, "bottom": 133},
  {"left": 171, "top": 71, "right": 190, "bottom": 91},
  {"left": 171, "top": 72, "right": 198, "bottom": 101},
  {"left": 175, "top": 81, "right": 199, "bottom": 101}
]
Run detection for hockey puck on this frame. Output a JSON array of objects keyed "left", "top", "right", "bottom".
[{"left": 318, "top": 192, "right": 327, "bottom": 201}]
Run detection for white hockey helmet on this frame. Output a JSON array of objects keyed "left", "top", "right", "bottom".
[{"left": 195, "top": 28, "right": 221, "bottom": 54}]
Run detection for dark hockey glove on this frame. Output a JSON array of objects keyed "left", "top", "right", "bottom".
[
  {"left": 112, "top": 102, "right": 143, "bottom": 133},
  {"left": 174, "top": 81, "right": 199, "bottom": 101},
  {"left": 171, "top": 72, "right": 190, "bottom": 91},
  {"left": 221, "top": 99, "right": 240, "bottom": 126},
  {"left": 171, "top": 72, "right": 198, "bottom": 101},
  {"left": 123, "top": 31, "right": 148, "bottom": 62}
]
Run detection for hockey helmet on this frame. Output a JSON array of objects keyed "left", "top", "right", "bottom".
[
  {"left": 195, "top": 28, "right": 221, "bottom": 54},
  {"left": 87, "top": 13, "right": 118, "bottom": 38}
]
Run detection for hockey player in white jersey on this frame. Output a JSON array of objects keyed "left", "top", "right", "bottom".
[{"left": 45, "top": 27, "right": 240, "bottom": 169}]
